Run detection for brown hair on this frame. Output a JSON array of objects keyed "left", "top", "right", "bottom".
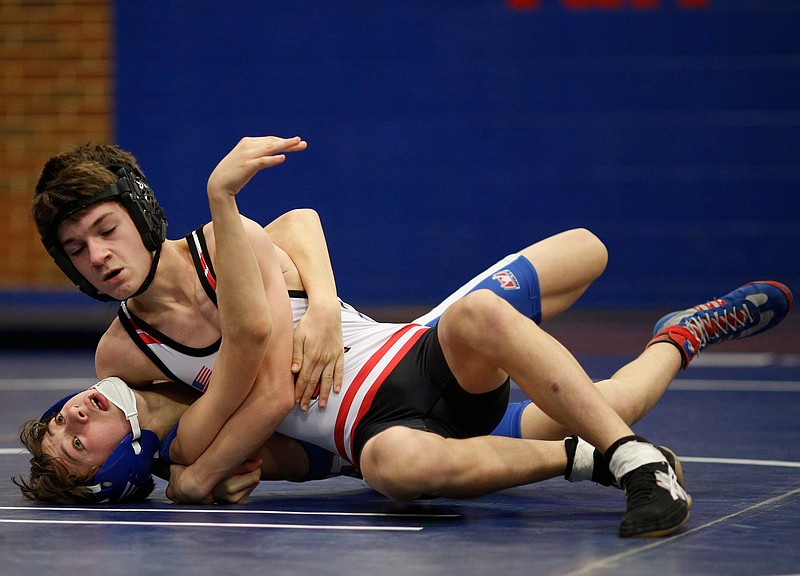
[
  {"left": 32, "top": 143, "right": 141, "bottom": 239},
  {"left": 14, "top": 416, "right": 156, "bottom": 504},
  {"left": 13, "top": 417, "right": 102, "bottom": 503}
]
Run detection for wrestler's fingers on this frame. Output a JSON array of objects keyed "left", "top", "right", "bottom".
[
  {"left": 293, "top": 358, "right": 313, "bottom": 402},
  {"left": 252, "top": 136, "right": 307, "bottom": 156},
  {"left": 212, "top": 468, "right": 261, "bottom": 504},
  {"left": 333, "top": 354, "right": 344, "bottom": 394},
  {"left": 297, "top": 361, "right": 324, "bottom": 411},
  {"left": 291, "top": 332, "right": 305, "bottom": 376},
  {"left": 315, "top": 362, "right": 337, "bottom": 409},
  {"left": 233, "top": 458, "right": 263, "bottom": 475}
]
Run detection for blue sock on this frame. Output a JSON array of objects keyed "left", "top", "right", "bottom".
[
  {"left": 297, "top": 440, "right": 335, "bottom": 480},
  {"left": 491, "top": 400, "right": 531, "bottom": 438}
]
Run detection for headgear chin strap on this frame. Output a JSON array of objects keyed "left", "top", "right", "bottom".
[
  {"left": 92, "top": 377, "right": 142, "bottom": 447},
  {"left": 40, "top": 377, "right": 160, "bottom": 503},
  {"left": 41, "top": 163, "right": 167, "bottom": 302}
]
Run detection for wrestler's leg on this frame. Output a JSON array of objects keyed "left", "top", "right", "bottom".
[
  {"left": 433, "top": 290, "right": 690, "bottom": 537},
  {"left": 413, "top": 228, "right": 606, "bottom": 327},
  {"left": 500, "top": 280, "right": 794, "bottom": 440},
  {"left": 359, "top": 426, "right": 566, "bottom": 501},
  {"left": 516, "top": 343, "right": 681, "bottom": 441},
  {"left": 437, "top": 290, "right": 634, "bottom": 452},
  {"left": 517, "top": 228, "right": 607, "bottom": 322}
]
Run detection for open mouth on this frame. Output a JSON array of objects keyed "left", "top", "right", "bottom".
[
  {"left": 103, "top": 269, "right": 122, "bottom": 282},
  {"left": 87, "top": 392, "right": 109, "bottom": 411}
]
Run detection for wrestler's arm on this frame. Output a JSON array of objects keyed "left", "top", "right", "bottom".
[
  {"left": 166, "top": 432, "right": 313, "bottom": 504},
  {"left": 266, "top": 209, "right": 344, "bottom": 410},
  {"left": 166, "top": 137, "right": 302, "bottom": 502},
  {"left": 172, "top": 219, "right": 295, "bottom": 465}
]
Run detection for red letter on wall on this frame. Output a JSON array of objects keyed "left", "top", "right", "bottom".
[
  {"left": 507, "top": 0, "right": 539, "bottom": 9},
  {"left": 505, "top": 0, "right": 709, "bottom": 10},
  {"left": 561, "top": 0, "right": 624, "bottom": 8}
]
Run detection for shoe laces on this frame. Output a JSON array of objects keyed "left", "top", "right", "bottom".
[
  {"left": 624, "top": 464, "right": 660, "bottom": 507},
  {"left": 682, "top": 299, "right": 755, "bottom": 348}
]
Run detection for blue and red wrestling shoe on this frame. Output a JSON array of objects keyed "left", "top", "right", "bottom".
[{"left": 648, "top": 281, "right": 793, "bottom": 368}]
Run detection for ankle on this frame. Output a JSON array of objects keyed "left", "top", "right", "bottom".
[
  {"left": 564, "top": 436, "right": 594, "bottom": 482},
  {"left": 605, "top": 436, "right": 666, "bottom": 484},
  {"left": 647, "top": 326, "right": 699, "bottom": 368}
]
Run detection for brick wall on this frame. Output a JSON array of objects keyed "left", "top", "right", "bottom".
[{"left": 0, "top": 0, "right": 112, "bottom": 290}]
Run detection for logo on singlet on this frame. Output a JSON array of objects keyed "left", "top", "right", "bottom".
[
  {"left": 492, "top": 269, "right": 520, "bottom": 290},
  {"left": 192, "top": 366, "right": 212, "bottom": 392}
]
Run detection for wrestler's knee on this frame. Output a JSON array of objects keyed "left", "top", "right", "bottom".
[
  {"left": 360, "top": 427, "right": 447, "bottom": 502},
  {"left": 445, "top": 290, "right": 516, "bottom": 344},
  {"left": 570, "top": 228, "right": 608, "bottom": 275},
  {"left": 521, "top": 228, "right": 608, "bottom": 280}
]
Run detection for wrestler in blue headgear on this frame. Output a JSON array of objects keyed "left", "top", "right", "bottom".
[{"left": 40, "top": 377, "right": 161, "bottom": 503}]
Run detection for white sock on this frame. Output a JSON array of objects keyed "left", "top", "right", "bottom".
[
  {"left": 566, "top": 437, "right": 596, "bottom": 482},
  {"left": 608, "top": 440, "right": 666, "bottom": 484}
]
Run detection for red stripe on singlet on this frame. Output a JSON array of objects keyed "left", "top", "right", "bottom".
[
  {"left": 138, "top": 332, "right": 161, "bottom": 346},
  {"left": 347, "top": 326, "right": 429, "bottom": 461},
  {"left": 129, "top": 317, "right": 162, "bottom": 346},
  {"left": 199, "top": 252, "right": 216, "bottom": 290},
  {"left": 333, "top": 324, "right": 429, "bottom": 461}
]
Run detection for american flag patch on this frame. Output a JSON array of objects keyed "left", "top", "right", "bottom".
[{"left": 192, "top": 366, "right": 212, "bottom": 392}]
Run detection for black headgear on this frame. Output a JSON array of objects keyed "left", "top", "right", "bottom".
[{"left": 41, "top": 164, "right": 167, "bottom": 302}]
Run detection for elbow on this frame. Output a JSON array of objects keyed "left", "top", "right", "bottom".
[
  {"left": 261, "top": 370, "right": 295, "bottom": 418},
  {"left": 251, "top": 382, "right": 295, "bottom": 424},
  {"left": 286, "top": 208, "right": 320, "bottom": 224},
  {"left": 279, "top": 208, "right": 321, "bottom": 235},
  {"left": 227, "top": 310, "right": 272, "bottom": 357},
  {"left": 273, "top": 392, "right": 295, "bottom": 420},
  {"left": 246, "top": 296, "right": 274, "bottom": 341},
  {"left": 250, "top": 314, "right": 273, "bottom": 346}
]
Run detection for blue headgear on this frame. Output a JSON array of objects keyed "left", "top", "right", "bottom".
[
  {"left": 40, "top": 377, "right": 160, "bottom": 503},
  {"left": 40, "top": 163, "right": 167, "bottom": 302}
]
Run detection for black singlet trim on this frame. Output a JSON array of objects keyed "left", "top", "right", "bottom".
[
  {"left": 189, "top": 228, "right": 308, "bottom": 303},
  {"left": 117, "top": 304, "right": 188, "bottom": 384},
  {"left": 118, "top": 301, "right": 221, "bottom": 357},
  {"left": 187, "top": 227, "right": 218, "bottom": 306}
]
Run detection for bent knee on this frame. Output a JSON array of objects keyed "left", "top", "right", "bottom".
[
  {"left": 360, "top": 428, "right": 449, "bottom": 501},
  {"left": 571, "top": 228, "right": 608, "bottom": 275},
  {"left": 445, "top": 290, "right": 516, "bottom": 340}
]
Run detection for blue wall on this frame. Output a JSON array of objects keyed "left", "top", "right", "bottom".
[{"left": 115, "top": 1, "right": 799, "bottom": 310}]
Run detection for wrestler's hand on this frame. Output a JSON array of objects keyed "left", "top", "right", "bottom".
[
  {"left": 166, "top": 463, "right": 213, "bottom": 504},
  {"left": 293, "top": 300, "right": 344, "bottom": 411},
  {"left": 207, "top": 136, "right": 307, "bottom": 197},
  {"left": 211, "top": 458, "right": 264, "bottom": 504}
]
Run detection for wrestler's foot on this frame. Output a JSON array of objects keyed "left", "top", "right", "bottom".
[
  {"left": 606, "top": 436, "right": 692, "bottom": 538},
  {"left": 564, "top": 436, "right": 683, "bottom": 489},
  {"left": 647, "top": 281, "right": 793, "bottom": 367},
  {"left": 618, "top": 460, "right": 691, "bottom": 538}
]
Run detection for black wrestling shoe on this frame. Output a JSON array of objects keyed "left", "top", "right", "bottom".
[{"left": 618, "top": 460, "right": 692, "bottom": 538}]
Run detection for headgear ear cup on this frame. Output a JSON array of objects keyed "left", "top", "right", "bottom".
[
  {"left": 110, "top": 164, "right": 167, "bottom": 251},
  {"left": 84, "top": 431, "right": 160, "bottom": 503}
]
